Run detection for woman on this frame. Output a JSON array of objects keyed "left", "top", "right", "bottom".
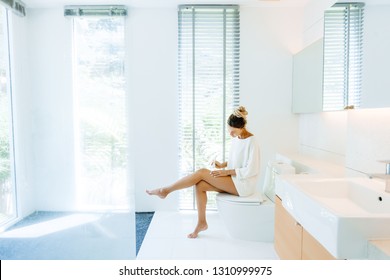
[{"left": 146, "top": 106, "right": 260, "bottom": 238}]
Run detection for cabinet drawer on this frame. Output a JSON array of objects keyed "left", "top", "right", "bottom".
[
  {"left": 302, "top": 228, "right": 336, "bottom": 260},
  {"left": 274, "top": 196, "right": 302, "bottom": 260}
]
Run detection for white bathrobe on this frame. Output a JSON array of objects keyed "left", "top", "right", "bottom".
[{"left": 227, "top": 136, "right": 260, "bottom": 197}]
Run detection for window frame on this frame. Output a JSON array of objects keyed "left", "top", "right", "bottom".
[{"left": 0, "top": 5, "right": 17, "bottom": 229}]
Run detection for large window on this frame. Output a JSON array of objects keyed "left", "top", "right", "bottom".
[
  {"left": 323, "top": 3, "right": 364, "bottom": 111},
  {"left": 178, "top": 5, "right": 240, "bottom": 210},
  {"left": 0, "top": 6, "right": 16, "bottom": 227},
  {"left": 72, "top": 13, "right": 128, "bottom": 210}
]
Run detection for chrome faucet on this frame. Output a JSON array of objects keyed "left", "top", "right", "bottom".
[{"left": 369, "top": 160, "right": 390, "bottom": 193}]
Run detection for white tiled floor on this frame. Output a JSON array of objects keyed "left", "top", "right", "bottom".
[{"left": 136, "top": 210, "right": 279, "bottom": 260}]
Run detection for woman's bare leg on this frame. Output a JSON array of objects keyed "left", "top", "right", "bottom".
[
  {"left": 146, "top": 168, "right": 238, "bottom": 238},
  {"left": 146, "top": 168, "right": 238, "bottom": 198},
  {"left": 187, "top": 181, "right": 214, "bottom": 238},
  {"left": 188, "top": 177, "right": 238, "bottom": 238},
  {"left": 145, "top": 188, "right": 167, "bottom": 198}
]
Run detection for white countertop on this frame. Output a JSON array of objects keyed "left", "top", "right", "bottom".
[{"left": 276, "top": 152, "right": 349, "bottom": 177}]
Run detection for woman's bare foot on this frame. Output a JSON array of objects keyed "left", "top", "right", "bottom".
[
  {"left": 146, "top": 188, "right": 168, "bottom": 199},
  {"left": 187, "top": 222, "right": 208, "bottom": 238}
]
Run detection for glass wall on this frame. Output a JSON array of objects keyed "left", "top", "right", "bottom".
[
  {"left": 72, "top": 17, "right": 128, "bottom": 210},
  {"left": 0, "top": 6, "right": 17, "bottom": 227}
]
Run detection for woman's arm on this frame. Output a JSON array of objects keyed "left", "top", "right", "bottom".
[{"left": 233, "top": 140, "right": 260, "bottom": 180}]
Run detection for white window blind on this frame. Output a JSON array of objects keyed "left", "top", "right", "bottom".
[
  {"left": 0, "top": 0, "right": 26, "bottom": 17},
  {"left": 323, "top": 3, "right": 364, "bottom": 111},
  {"left": 178, "top": 5, "right": 240, "bottom": 210},
  {"left": 64, "top": 5, "right": 127, "bottom": 17}
]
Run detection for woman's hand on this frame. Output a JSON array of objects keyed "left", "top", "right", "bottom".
[
  {"left": 210, "top": 169, "right": 227, "bottom": 177},
  {"left": 210, "top": 169, "right": 234, "bottom": 177}
]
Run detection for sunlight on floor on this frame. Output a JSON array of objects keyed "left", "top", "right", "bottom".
[
  {"left": 0, "top": 213, "right": 102, "bottom": 238},
  {"left": 0, "top": 211, "right": 135, "bottom": 259}
]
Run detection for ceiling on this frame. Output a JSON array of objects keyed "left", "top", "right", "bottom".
[
  {"left": 20, "top": 0, "right": 390, "bottom": 10},
  {"left": 22, "top": 0, "right": 313, "bottom": 9}
]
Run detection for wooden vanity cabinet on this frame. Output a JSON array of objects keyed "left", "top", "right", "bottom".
[
  {"left": 301, "top": 228, "right": 335, "bottom": 260},
  {"left": 274, "top": 195, "right": 336, "bottom": 260},
  {"left": 274, "top": 195, "right": 302, "bottom": 259}
]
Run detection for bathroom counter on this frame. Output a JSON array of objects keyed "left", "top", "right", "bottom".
[
  {"left": 368, "top": 239, "right": 390, "bottom": 260},
  {"left": 275, "top": 152, "right": 346, "bottom": 177}
]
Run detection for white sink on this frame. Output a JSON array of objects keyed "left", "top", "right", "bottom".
[{"left": 276, "top": 176, "right": 390, "bottom": 259}]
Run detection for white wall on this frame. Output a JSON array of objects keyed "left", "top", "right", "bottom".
[
  {"left": 299, "top": 111, "right": 347, "bottom": 165},
  {"left": 301, "top": 0, "right": 336, "bottom": 49},
  {"left": 27, "top": 8, "right": 76, "bottom": 211},
  {"left": 240, "top": 6, "right": 301, "bottom": 191},
  {"left": 346, "top": 108, "right": 390, "bottom": 175},
  {"left": 127, "top": 8, "right": 180, "bottom": 211},
  {"left": 299, "top": 108, "right": 390, "bottom": 176}
]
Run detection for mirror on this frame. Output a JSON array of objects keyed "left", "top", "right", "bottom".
[
  {"left": 292, "top": 38, "right": 323, "bottom": 113},
  {"left": 292, "top": 2, "right": 390, "bottom": 112},
  {"left": 360, "top": 3, "right": 390, "bottom": 108}
]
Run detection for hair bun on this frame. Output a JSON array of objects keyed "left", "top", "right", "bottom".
[{"left": 233, "top": 106, "right": 248, "bottom": 119}]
